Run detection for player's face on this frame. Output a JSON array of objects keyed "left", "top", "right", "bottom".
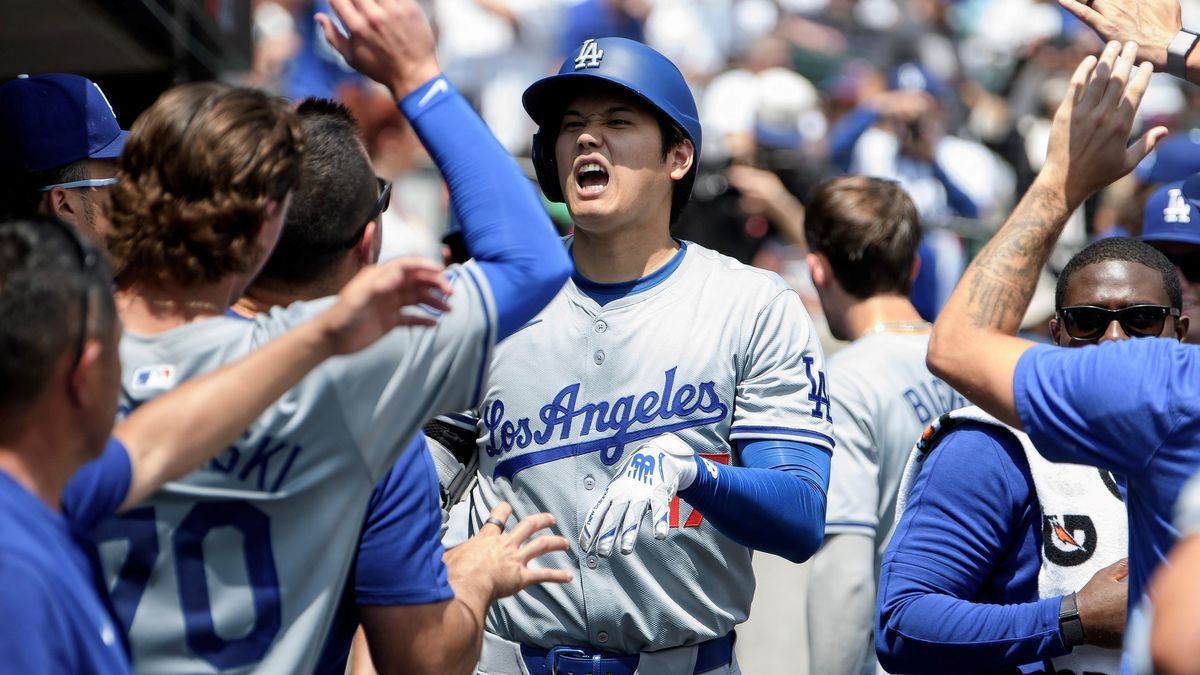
[
  {"left": 45, "top": 159, "right": 119, "bottom": 245},
  {"left": 1051, "top": 260, "right": 1188, "bottom": 347},
  {"left": 554, "top": 89, "right": 692, "bottom": 233}
]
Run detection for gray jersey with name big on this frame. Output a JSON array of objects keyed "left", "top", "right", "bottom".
[
  {"left": 467, "top": 243, "right": 833, "bottom": 653},
  {"left": 823, "top": 331, "right": 965, "bottom": 557},
  {"left": 93, "top": 262, "right": 495, "bottom": 675}
]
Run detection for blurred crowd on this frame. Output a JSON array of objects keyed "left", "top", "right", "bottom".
[{"left": 244, "top": 0, "right": 1200, "bottom": 339}]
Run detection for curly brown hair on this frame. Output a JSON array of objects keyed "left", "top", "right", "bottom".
[{"left": 107, "top": 82, "right": 304, "bottom": 288}]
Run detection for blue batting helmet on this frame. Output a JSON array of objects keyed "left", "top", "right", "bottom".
[{"left": 522, "top": 37, "right": 702, "bottom": 221}]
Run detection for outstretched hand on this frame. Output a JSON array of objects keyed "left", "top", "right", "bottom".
[
  {"left": 1041, "top": 41, "right": 1168, "bottom": 209},
  {"left": 446, "top": 502, "right": 574, "bottom": 601},
  {"left": 1056, "top": 0, "right": 1181, "bottom": 70},
  {"left": 316, "top": 0, "right": 441, "bottom": 98},
  {"left": 319, "top": 257, "right": 452, "bottom": 356}
]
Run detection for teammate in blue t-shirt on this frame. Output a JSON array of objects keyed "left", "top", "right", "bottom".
[
  {"left": 880, "top": 237, "right": 1187, "bottom": 674},
  {"left": 925, "top": 42, "right": 1186, "bottom": 667}
]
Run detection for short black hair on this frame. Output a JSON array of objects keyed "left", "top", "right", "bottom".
[
  {"left": 0, "top": 161, "right": 88, "bottom": 220},
  {"left": 804, "top": 176, "right": 923, "bottom": 298},
  {"left": 254, "top": 98, "right": 377, "bottom": 289},
  {"left": 0, "top": 216, "right": 115, "bottom": 421},
  {"left": 1056, "top": 237, "right": 1182, "bottom": 310}
]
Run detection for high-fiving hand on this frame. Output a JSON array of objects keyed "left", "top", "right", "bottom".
[
  {"left": 580, "top": 433, "right": 700, "bottom": 557},
  {"left": 315, "top": 0, "right": 442, "bottom": 99}
]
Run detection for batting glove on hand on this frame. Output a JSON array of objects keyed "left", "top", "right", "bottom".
[{"left": 580, "top": 433, "right": 698, "bottom": 557}]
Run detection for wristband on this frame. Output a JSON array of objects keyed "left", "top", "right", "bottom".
[
  {"left": 1167, "top": 29, "right": 1200, "bottom": 80},
  {"left": 1058, "top": 592, "right": 1085, "bottom": 651}
]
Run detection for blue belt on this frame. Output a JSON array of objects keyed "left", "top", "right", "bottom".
[{"left": 520, "top": 632, "right": 734, "bottom": 675}]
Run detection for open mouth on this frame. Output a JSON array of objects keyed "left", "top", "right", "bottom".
[{"left": 575, "top": 162, "right": 609, "bottom": 193}]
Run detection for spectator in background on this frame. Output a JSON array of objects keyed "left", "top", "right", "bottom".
[
  {"left": 679, "top": 66, "right": 823, "bottom": 265},
  {"left": 827, "top": 62, "right": 1009, "bottom": 319}
]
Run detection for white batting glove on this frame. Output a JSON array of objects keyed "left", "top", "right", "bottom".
[{"left": 580, "top": 433, "right": 699, "bottom": 557}]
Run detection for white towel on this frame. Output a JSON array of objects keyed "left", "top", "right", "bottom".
[{"left": 894, "top": 406, "right": 1125, "bottom": 674}]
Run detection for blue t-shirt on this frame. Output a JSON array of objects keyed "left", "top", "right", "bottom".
[
  {"left": 313, "top": 435, "right": 454, "bottom": 674},
  {"left": 0, "top": 439, "right": 133, "bottom": 674},
  {"left": 1014, "top": 338, "right": 1200, "bottom": 611},
  {"left": 876, "top": 424, "right": 1065, "bottom": 673}
]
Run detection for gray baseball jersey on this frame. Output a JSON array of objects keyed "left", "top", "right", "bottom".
[
  {"left": 823, "top": 331, "right": 965, "bottom": 556},
  {"left": 466, "top": 242, "right": 833, "bottom": 653},
  {"left": 91, "top": 262, "right": 495, "bottom": 674}
]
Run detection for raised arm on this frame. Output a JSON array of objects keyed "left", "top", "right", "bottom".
[
  {"left": 926, "top": 41, "right": 1166, "bottom": 427},
  {"left": 318, "top": 0, "right": 572, "bottom": 341},
  {"left": 113, "top": 258, "right": 451, "bottom": 510},
  {"left": 1055, "top": 0, "right": 1200, "bottom": 85}
]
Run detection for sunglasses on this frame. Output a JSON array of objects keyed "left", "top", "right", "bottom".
[
  {"left": 1162, "top": 251, "right": 1200, "bottom": 284},
  {"left": 334, "top": 176, "right": 391, "bottom": 250},
  {"left": 38, "top": 177, "right": 119, "bottom": 192},
  {"left": 1057, "top": 304, "right": 1180, "bottom": 343}
]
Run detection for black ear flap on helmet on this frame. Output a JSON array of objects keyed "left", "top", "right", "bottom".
[{"left": 530, "top": 129, "right": 564, "bottom": 203}]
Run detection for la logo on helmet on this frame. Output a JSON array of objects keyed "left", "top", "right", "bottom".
[{"left": 574, "top": 39, "right": 605, "bottom": 70}]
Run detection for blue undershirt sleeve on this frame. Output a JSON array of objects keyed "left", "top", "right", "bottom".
[
  {"left": 677, "top": 438, "right": 829, "bottom": 563},
  {"left": 931, "top": 162, "right": 979, "bottom": 219},
  {"left": 828, "top": 107, "right": 880, "bottom": 172},
  {"left": 398, "top": 77, "right": 572, "bottom": 341},
  {"left": 875, "top": 425, "right": 1066, "bottom": 673}
]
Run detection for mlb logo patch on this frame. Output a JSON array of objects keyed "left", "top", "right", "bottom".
[{"left": 132, "top": 365, "right": 176, "bottom": 390}]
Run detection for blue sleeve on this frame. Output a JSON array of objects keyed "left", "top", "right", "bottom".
[
  {"left": 828, "top": 107, "right": 880, "bottom": 171},
  {"left": 398, "top": 77, "right": 572, "bottom": 341},
  {"left": 355, "top": 435, "right": 454, "bottom": 606},
  {"left": 61, "top": 437, "right": 133, "bottom": 533},
  {"left": 931, "top": 162, "right": 979, "bottom": 218},
  {"left": 1014, "top": 339, "right": 1196, "bottom": 475},
  {"left": 875, "top": 426, "right": 1066, "bottom": 674},
  {"left": 677, "top": 439, "right": 829, "bottom": 563}
]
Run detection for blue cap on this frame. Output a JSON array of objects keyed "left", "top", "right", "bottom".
[
  {"left": 1141, "top": 179, "right": 1200, "bottom": 245},
  {"left": 888, "top": 62, "right": 946, "bottom": 99},
  {"left": 1133, "top": 130, "right": 1200, "bottom": 185},
  {"left": 0, "top": 73, "right": 128, "bottom": 172}
]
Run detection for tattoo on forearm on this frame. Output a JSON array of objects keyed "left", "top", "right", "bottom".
[{"left": 963, "top": 185, "right": 1067, "bottom": 331}]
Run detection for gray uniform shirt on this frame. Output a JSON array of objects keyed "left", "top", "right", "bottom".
[
  {"left": 466, "top": 243, "right": 833, "bottom": 653},
  {"left": 94, "top": 262, "right": 495, "bottom": 674}
]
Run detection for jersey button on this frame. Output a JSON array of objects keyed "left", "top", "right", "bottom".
[
  {"left": 584, "top": 475, "right": 596, "bottom": 490},
  {"left": 594, "top": 320, "right": 607, "bottom": 333},
  {"left": 586, "top": 554, "right": 598, "bottom": 569},
  {"left": 596, "top": 631, "right": 609, "bottom": 643},
  {"left": 593, "top": 350, "right": 605, "bottom": 365}
]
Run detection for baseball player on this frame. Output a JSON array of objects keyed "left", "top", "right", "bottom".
[
  {"left": 228, "top": 97, "right": 570, "bottom": 675},
  {"left": 801, "top": 176, "right": 965, "bottom": 675},
  {"left": 89, "top": 1, "right": 573, "bottom": 672},
  {"left": 0, "top": 215, "right": 474, "bottom": 674},
  {"left": 454, "top": 37, "right": 834, "bottom": 674},
  {"left": 0, "top": 73, "right": 125, "bottom": 239},
  {"left": 927, "top": 40, "right": 1196, "bottom": 657}
]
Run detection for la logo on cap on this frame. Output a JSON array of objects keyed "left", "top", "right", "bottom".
[
  {"left": 1165, "top": 188, "right": 1192, "bottom": 224},
  {"left": 575, "top": 39, "right": 605, "bottom": 70}
]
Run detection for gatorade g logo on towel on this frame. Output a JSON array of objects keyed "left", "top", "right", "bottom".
[{"left": 1043, "top": 514, "right": 1097, "bottom": 567}]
